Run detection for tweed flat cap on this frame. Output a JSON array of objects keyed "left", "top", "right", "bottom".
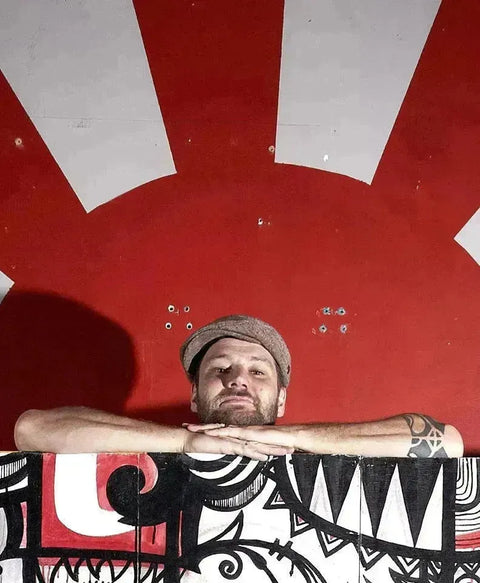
[{"left": 180, "top": 314, "right": 291, "bottom": 387}]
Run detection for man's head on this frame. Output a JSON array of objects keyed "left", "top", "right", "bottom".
[{"left": 180, "top": 315, "right": 291, "bottom": 426}]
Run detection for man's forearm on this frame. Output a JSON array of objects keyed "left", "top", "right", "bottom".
[
  {"left": 14, "top": 408, "right": 294, "bottom": 460},
  {"left": 195, "top": 413, "right": 464, "bottom": 458},
  {"left": 14, "top": 407, "right": 188, "bottom": 453},
  {"left": 291, "top": 414, "right": 464, "bottom": 458}
]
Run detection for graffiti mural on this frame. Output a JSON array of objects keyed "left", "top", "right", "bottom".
[{"left": 0, "top": 452, "right": 479, "bottom": 582}]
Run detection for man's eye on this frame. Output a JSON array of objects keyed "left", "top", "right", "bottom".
[
  {"left": 216, "top": 367, "right": 228, "bottom": 373},
  {"left": 252, "top": 370, "right": 265, "bottom": 376}
]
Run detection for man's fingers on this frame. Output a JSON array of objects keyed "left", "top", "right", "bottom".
[
  {"left": 183, "top": 423, "right": 225, "bottom": 432},
  {"left": 203, "top": 427, "right": 258, "bottom": 438},
  {"left": 185, "top": 432, "right": 294, "bottom": 462},
  {"left": 225, "top": 437, "right": 294, "bottom": 459},
  {"left": 203, "top": 426, "right": 294, "bottom": 448},
  {"left": 247, "top": 442, "right": 294, "bottom": 456},
  {"left": 227, "top": 442, "right": 268, "bottom": 461}
]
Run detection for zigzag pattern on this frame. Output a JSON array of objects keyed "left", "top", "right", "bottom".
[{"left": 288, "top": 457, "right": 445, "bottom": 550}]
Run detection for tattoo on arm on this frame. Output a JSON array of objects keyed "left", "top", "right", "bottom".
[{"left": 403, "top": 414, "right": 447, "bottom": 458}]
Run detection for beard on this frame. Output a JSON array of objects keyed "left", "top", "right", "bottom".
[{"left": 196, "top": 391, "right": 280, "bottom": 426}]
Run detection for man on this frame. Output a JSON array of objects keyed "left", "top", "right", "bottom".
[{"left": 14, "top": 314, "right": 464, "bottom": 458}]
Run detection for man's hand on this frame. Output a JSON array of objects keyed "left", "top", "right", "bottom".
[
  {"left": 184, "top": 423, "right": 298, "bottom": 458},
  {"left": 183, "top": 425, "right": 294, "bottom": 461}
]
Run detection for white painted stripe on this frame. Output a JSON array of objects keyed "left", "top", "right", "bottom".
[
  {"left": 416, "top": 466, "right": 443, "bottom": 550},
  {"left": 0, "top": 457, "right": 26, "bottom": 479},
  {"left": 456, "top": 459, "right": 476, "bottom": 504},
  {"left": 54, "top": 454, "right": 135, "bottom": 536},
  {"left": 455, "top": 208, "right": 480, "bottom": 266},
  {"left": 0, "top": 0, "right": 175, "bottom": 212},
  {"left": 336, "top": 463, "right": 361, "bottom": 532},
  {"left": 275, "top": 0, "right": 441, "bottom": 184},
  {"left": 309, "top": 459, "right": 334, "bottom": 523},
  {"left": 0, "top": 508, "right": 7, "bottom": 555},
  {"left": 0, "top": 475, "right": 28, "bottom": 493},
  {"left": 0, "top": 271, "right": 14, "bottom": 305},
  {"left": 376, "top": 465, "right": 414, "bottom": 547},
  {"left": 359, "top": 479, "right": 373, "bottom": 538},
  {"left": 285, "top": 454, "right": 302, "bottom": 501},
  {"left": 189, "top": 455, "right": 244, "bottom": 481}
]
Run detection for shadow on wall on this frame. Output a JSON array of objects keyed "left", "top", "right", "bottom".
[
  {"left": 0, "top": 290, "right": 137, "bottom": 450},
  {"left": 128, "top": 403, "right": 196, "bottom": 427}
]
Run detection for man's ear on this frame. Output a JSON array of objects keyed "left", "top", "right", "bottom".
[
  {"left": 190, "top": 383, "right": 198, "bottom": 413},
  {"left": 276, "top": 387, "right": 287, "bottom": 418}
]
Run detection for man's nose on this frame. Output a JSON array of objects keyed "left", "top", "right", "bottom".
[{"left": 225, "top": 367, "right": 249, "bottom": 389}]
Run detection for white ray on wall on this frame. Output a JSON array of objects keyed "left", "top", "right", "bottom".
[
  {"left": 455, "top": 208, "right": 480, "bottom": 266},
  {"left": 0, "top": 0, "right": 175, "bottom": 212},
  {"left": 275, "top": 0, "right": 441, "bottom": 184},
  {"left": 0, "top": 271, "right": 14, "bottom": 305}
]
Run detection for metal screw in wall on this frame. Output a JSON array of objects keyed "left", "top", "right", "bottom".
[
  {"left": 319, "top": 325, "right": 328, "bottom": 333},
  {"left": 167, "top": 305, "right": 175, "bottom": 313},
  {"left": 165, "top": 322, "right": 172, "bottom": 330}
]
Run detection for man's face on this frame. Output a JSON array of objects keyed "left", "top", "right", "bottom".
[{"left": 191, "top": 337, "right": 286, "bottom": 426}]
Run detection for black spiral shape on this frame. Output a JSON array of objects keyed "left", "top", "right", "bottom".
[
  {"left": 218, "top": 551, "right": 243, "bottom": 580},
  {"left": 107, "top": 454, "right": 189, "bottom": 526}
]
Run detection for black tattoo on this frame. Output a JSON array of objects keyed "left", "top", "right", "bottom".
[{"left": 404, "top": 414, "right": 448, "bottom": 458}]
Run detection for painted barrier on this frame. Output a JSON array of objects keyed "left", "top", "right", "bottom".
[{"left": 0, "top": 453, "right": 479, "bottom": 582}]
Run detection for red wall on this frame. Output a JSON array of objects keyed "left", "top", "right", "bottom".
[{"left": 0, "top": 0, "right": 479, "bottom": 451}]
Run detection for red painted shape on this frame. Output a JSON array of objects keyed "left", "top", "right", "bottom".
[
  {"left": 96, "top": 453, "right": 140, "bottom": 511},
  {"left": 456, "top": 532, "right": 480, "bottom": 551},
  {"left": 41, "top": 455, "right": 137, "bottom": 551},
  {"left": 0, "top": 0, "right": 478, "bottom": 452},
  {"left": 40, "top": 453, "right": 167, "bottom": 554}
]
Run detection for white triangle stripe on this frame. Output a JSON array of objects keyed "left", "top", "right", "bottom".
[
  {"left": 309, "top": 460, "right": 334, "bottom": 523},
  {"left": 416, "top": 466, "right": 443, "bottom": 550},
  {"left": 285, "top": 454, "right": 302, "bottom": 501},
  {"left": 376, "top": 465, "right": 413, "bottom": 546},
  {"left": 337, "top": 464, "right": 361, "bottom": 532},
  {"left": 0, "top": 1, "right": 176, "bottom": 213}
]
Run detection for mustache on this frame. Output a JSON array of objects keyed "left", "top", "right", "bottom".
[{"left": 215, "top": 388, "right": 258, "bottom": 405}]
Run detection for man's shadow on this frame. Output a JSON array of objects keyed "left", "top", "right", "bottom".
[{"left": 0, "top": 290, "right": 193, "bottom": 450}]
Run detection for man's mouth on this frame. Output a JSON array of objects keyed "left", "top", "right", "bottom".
[{"left": 220, "top": 396, "right": 255, "bottom": 407}]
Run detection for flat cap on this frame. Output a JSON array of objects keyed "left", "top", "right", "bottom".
[{"left": 180, "top": 314, "right": 291, "bottom": 387}]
